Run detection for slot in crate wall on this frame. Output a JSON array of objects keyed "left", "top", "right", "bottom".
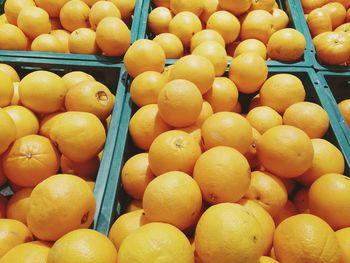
[
  {"left": 0, "top": 59, "right": 127, "bottom": 229},
  {"left": 94, "top": 67, "right": 350, "bottom": 235},
  {"left": 136, "top": 0, "right": 313, "bottom": 67},
  {"left": 0, "top": 0, "right": 143, "bottom": 63}
]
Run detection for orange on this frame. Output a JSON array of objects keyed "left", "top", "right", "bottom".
[
  {"left": 34, "top": 0, "right": 70, "bottom": 17},
  {"left": 307, "top": 8, "right": 332, "bottom": 37},
  {"left": 229, "top": 52, "right": 268, "bottom": 94},
  {"left": 259, "top": 74, "right": 306, "bottom": 114},
  {"left": 4, "top": 105, "right": 39, "bottom": 139},
  {"left": 118, "top": 222, "right": 194, "bottom": 263},
  {"left": 272, "top": 8, "right": 289, "bottom": 32},
  {"left": 309, "top": 173, "right": 350, "bottom": 230},
  {"left": 60, "top": 155, "right": 100, "bottom": 181},
  {"left": 39, "top": 111, "right": 64, "bottom": 138},
  {"left": 10, "top": 82, "right": 21, "bottom": 106},
  {"left": 148, "top": 130, "right": 202, "bottom": 176},
  {"left": 206, "top": 11, "right": 240, "bottom": 44},
  {"left": 0, "top": 24, "right": 28, "bottom": 51},
  {"left": 126, "top": 199, "right": 143, "bottom": 212},
  {"left": 192, "top": 41, "right": 227, "bottom": 76},
  {"left": 124, "top": 39, "right": 166, "bottom": 78},
  {"left": 293, "top": 187, "right": 309, "bottom": 213},
  {"left": 283, "top": 101, "right": 329, "bottom": 138},
  {"left": 200, "top": 0, "right": 219, "bottom": 23},
  {"left": 201, "top": 112, "right": 253, "bottom": 153},
  {"left": 335, "top": 22, "right": 350, "bottom": 35},
  {"left": 0, "top": 241, "right": 51, "bottom": 263},
  {"left": 121, "top": 153, "right": 155, "bottom": 200},
  {"left": 168, "top": 11, "right": 202, "bottom": 48},
  {"left": 195, "top": 203, "right": 264, "bottom": 263},
  {"left": 0, "top": 71, "right": 14, "bottom": 107},
  {"left": 259, "top": 256, "right": 279, "bottom": 263},
  {"left": 6, "top": 188, "right": 32, "bottom": 225},
  {"left": 0, "top": 109, "right": 17, "bottom": 155},
  {"left": 193, "top": 146, "right": 251, "bottom": 204},
  {"left": 246, "top": 106, "right": 282, "bottom": 134},
  {"left": 17, "top": 7, "right": 51, "bottom": 40},
  {"left": 298, "top": 139, "right": 345, "bottom": 186},
  {"left": 107, "top": 0, "right": 136, "bottom": 19},
  {"left": 49, "top": 111, "right": 106, "bottom": 162},
  {"left": 65, "top": 80, "right": 114, "bottom": 120},
  {"left": 300, "top": 0, "right": 327, "bottom": 14},
  {"left": 153, "top": 0, "right": 170, "bottom": 8},
  {"left": 2, "top": 134, "right": 60, "bottom": 187},
  {"left": 218, "top": 0, "right": 251, "bottom": 16},
  {"left": 273, "top": 214, "right": 341, "bottom": 263},
  {"left": 95, "top": 17, "right": 131, "bottom": 56},
  {"left": 31, "top": 34, "right": 66, "bottom": 53},
  {"left": 244, "top": 127, "right": 261, "bottom": 169},
  {"left": 27, "top": 174, "right": 96, "bottom": 241},
  {"left": 148, "top": 7, "right": 173, "bottom": 35},
  {"left": 190, "top": 29, "right": 225, "bottom": 52},
  {"left": 169, "top": 55, "right": 215, "bottom": 94},
  {"left": 50, "top": 29, "right": 70, "bottom": 53},
  {"left": 234, "top": 39, "right": 267, "bottom": 59},
  {"left": 322, "top": 2, "right": 347, "bottom": 29},
  {"left": 192, "top": 100, "right": 214, "bottom": 127},
  {"left": 335, "top": 227, "right": 350, "bottom": 263},
  {"left": 243, "top": 170, "right": 288, "bottom": 217},
  {"left": 0, "top": 219, "right": 33, "bottom": 258},
  {"left": 0, "top": 196, "right": 7, "bottom": 218},
  {"left": 108, "top": 210, "right": 148, "bottom": 250},
  {"left": 238, "top": 199, "right": 276, "bottom": 256},
  {"left": 162, "top": 64, "right": 173, "bottom": 81},
  {"left": 267, "top": 28, "right": 306, "bottom": 62},
  {"left": 68, "top": 28, "right": 98, "bottom": 54},
  {"left": 250, "top": 0, "right": 275, "bottom": 11},
  {"left": 59, "top": 0, "right": 90, "bottom": 32},
  {"left": 153, "top": 33, "right": 184, "bottom": 59},
  {"left": 240, "top": 10, "right": 274, "bottom": 44},
  {"left": 19, "top": 71, "right": 67, "bottom": 114},
  {"left": 143, "top": 171, "right": 202, "bottom": 230},
  {"left": 203, "top": 77, "right": 238, "bottom": 113},
  {"left": 89, "top": 1, "right": 121, "bottom": 29},
  {"left": 0, "top": 14, "right": 7, "bottom": 25},
  {"left": 157, "top": 79, "right": 203, "bottom": 127},
  {"left": 0, "top": 64, "right": 20, "bottom": 82},
  {"left": 128, "top": 104, "right": 172, "bottom": 150},
  {"left": 339, "top": 99, "right": 350, "bottom": 126},
  {"left": 170, "top": 0, "right": 203, "bottom": 16},
  {"left": 273, "top": 200, "right": 298, "bottom": 226},
  {"left": 130, "top": 71, "right": 167, "bottom": 107},
  {"left": 47, "top": 229, "right": 117, "bottom": 262},
  {"left": 257, "top": 125, "right": 314, "bottom": 178},
  {"left": 4, "top": 0, "right": 35, "bottom": 25},
  {"left": 62, "top": 70, "right": 95, "bottom": 90}
]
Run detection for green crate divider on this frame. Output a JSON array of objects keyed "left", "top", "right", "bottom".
[
  {"left": 317, "top": 71, "right": 350, "bottom": 147},
  {"left": 291, "top": 0, "right": 350, "bottom": 72},
  {"left": 94, "top": 66, "right": 350, "bottom": 235},
  {"left": 137, "top": 0, "right": 313, "bottom": 67},
  {"left": 0, "top": 59, "right": 127, "bottom": 230},
  {"left": 0, "top": 0, "right": 143, "bottom": 62}
]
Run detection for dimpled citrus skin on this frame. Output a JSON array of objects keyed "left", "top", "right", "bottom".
[{"left": 0, "top": 241, "right": 51, "bottom": 263}]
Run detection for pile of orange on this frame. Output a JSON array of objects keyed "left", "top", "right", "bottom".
[
  {"left": 302, "top": 0, "right": 350, "bottom": 65},
  {"left": 146, "top": 0, "right": 306, "bottom": 63},
  {"left": 0, "top": 0, "right": 134, "bottom": 56}
]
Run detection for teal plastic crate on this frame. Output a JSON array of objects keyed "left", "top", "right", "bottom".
[
  {"left": 0, "top": 0, "right": 143, "bottom": 63},
  {"left": 291, "top": 0, "right": 350, "bottom": 72},
  {"left": 317, "top": 71, "right": 350, "bottom": 146},
  {"left": 0, "top": 59, "right": 127, "bottom": 230},
  {"left": 94, "top": 66, "right": 350, "bottom": 235},
  {"left": 137, "top": 0, "right": 313, "bottom": 67}
]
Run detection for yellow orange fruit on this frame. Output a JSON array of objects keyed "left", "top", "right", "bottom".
[
  {"left": 0, "top": 24, "right": 28, "bottom": 51},
  {"left": 322, "top": 2, "right": 346, "bottom": 29},
  {"left": 89, "top": 0, "right": 121, "bottom": 29},
  {"left": 59, "top": 0, "right": 90, "bottom": 32},
  {"left": 34, "top": 0, "right": 70, "bottom": 17},
  {"left": 272, "top": 8, "right": 289, "bottom": 32},
  {"left": 193, "top": 146, "right": 251, "bottom": 204},
  {"left": 259, "top": 256, "right": 279, "bottom": 263},
  {"left": 50, "top": 29, "right": 70, "bottom": 53},
  {"left": 124, "top": 39, "right": 166, "bottom": 78},
  {"left": 6, "top": 188, "right": 32, "bottom": 224},
  {"left": 190, "top": 29, "right": 225, "bottom": 52},
  {"left": 234, "top": 39, "right": 267, "bottom": 59},
  {"left": 195, "top": 203, "right": 264, "bottom": 263},
  {"left": 0, "top": 241, "right": 50, "bottom": 263},
  {"left": 300, "top": 0, "right": 327, "bottom": 14},
  {"left": 157, "top": 79, "right": 203, "bottom": 127},
  {"left": 307, "top": 8, "right": 332, "bottom": 37},
  {"left": 339, "top": 99, "right": 350, "bottom": 126},
  {"left": 31, "top": 34, "right": 66, "bottom": 53},
  {"left": 95, "top": 17, "right": 131, "bottom": 56},
  {"left": 244, "top": 127, "right": 262, "bottom": 169},
  {"left": 169, "top": 55, "right": 215, "bottom": 94},
  {"left": 60, "top": 155, "right": 100, "bottom": 181},
  {"left": 250, "top": 0, "right": 275, "bottom": 11},
  {"left": 118, "top": 222, "right": 194, "bottom": 263},
  {"left": 0, "top": 64, "right": 20, "bottom": 82},
  {"left": 153, "top": 33, "right": 184, "bottom": 59},
  {"left": 47, "top": 229, "right": 117, "bottom": 262},
  {"left": 107, "top": 0, "right": 136, "bottom": 19},
  {"left": 335, "top": 227, "right": 350, "bottom": 263},
  {"left": 68, "top": 28, "right": 98, "bottom": 54},
  {"left": 273, "top": 214, "right": 341, "bottom": 263},
  {"left": 10, "top": 82, "right": 21, "bottom": 106},
  {"left": 0, "top": 71, "right": 14, "bottom": 107},
  {"left": 148, "top": 7, "right": 173, "bottom": 35},
  {"left": 121, "top": 153, "right": 155, "bottom": 200},
  {"left": 128, "top": 104, "right": 172, "bottom": 150},
  {"left": 148, "top": 130, "right": 202, "bottom": 176},
  {"left": 0, "top": 109, "right": 16, "bottom": 155},
  {"left": 246, "top": 106, "right": 282, "bottom": 134},
  {"left": 200, "top": 0, "right": 219, "bottom": 23},
  {"left": 218, "top": 0, "right": 251, "bottom": 16},
  {"left": 309, "top": 173, "right": 350, "bottom": 230},
  {"left": 62, "top": 70, "right": 95, "bottom": 90},
  {"left": 170, "top": 0, "right": 204, "bottom": 16},
  {"left": 39, "top": 111, "right": 64, "bottom": 138},
  {"left": 17, "top": 7, "right": 51, "bottom": 39},
  {"left": 4, "top": 0, "right": 35, "bottom": 25}
]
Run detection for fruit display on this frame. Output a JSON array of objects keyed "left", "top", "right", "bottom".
[{"left": 0, "top": 0, "right": 136, "bottom": 56}]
